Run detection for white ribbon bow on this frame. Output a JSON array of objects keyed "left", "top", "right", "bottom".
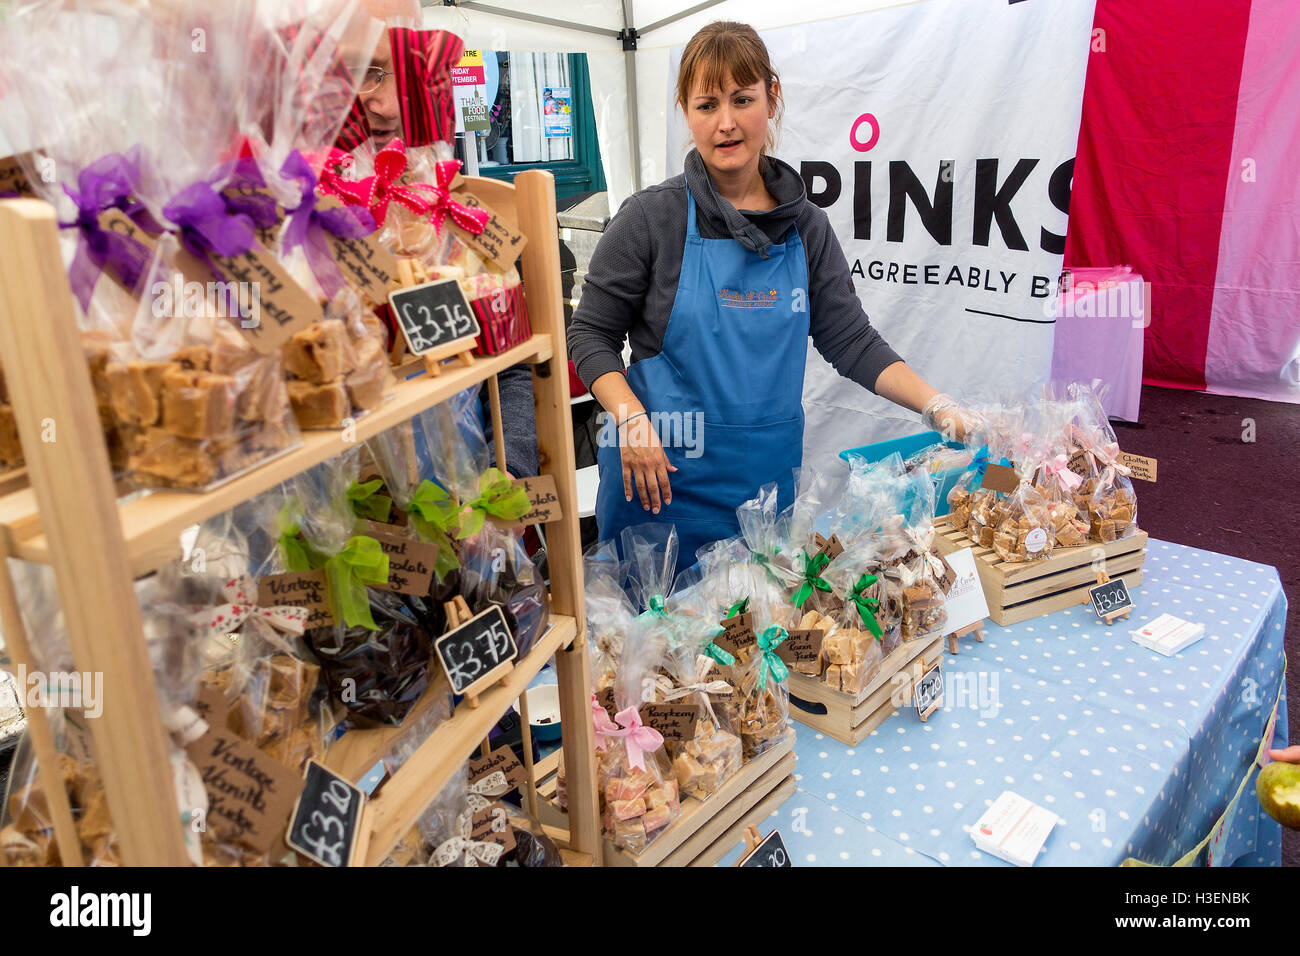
[
  {"left": 432, "top": 811, "right": 505, "bottom": 867},
  {"left": 466, "top": 770, "right": 511, "bottom": 812},
  {"left": 188, "top": 574, "right": 309, "bottom": 643},
  {"left": 661, "top": 655, "right": 733, "bottom": 724}
]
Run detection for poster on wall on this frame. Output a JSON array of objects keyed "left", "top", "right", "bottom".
[
  {"left": 453, "top": 48, "right": 490, "bottom": 133},
  {"left": 667, "top": 0, "right": 1097, "bottom": 464},
  {"left": 543, "top": 85, "right": 572, "bottom": 138}
]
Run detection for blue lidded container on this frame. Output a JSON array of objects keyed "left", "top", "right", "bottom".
[{"left": 838, "top": 430, "right": 970, "bottom": 517}]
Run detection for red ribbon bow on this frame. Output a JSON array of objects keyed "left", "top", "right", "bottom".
[
  {"left": 318, "top": 138, "right": 439, "bottom": 228},
  {"left": 426, "top": 159, "right": 491, "bottom": 236}
]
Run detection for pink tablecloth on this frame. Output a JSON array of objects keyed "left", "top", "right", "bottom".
[{"left": 1050, "top": 267, "right": 1146, "bottom": 421}]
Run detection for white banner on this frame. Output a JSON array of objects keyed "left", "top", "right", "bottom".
[{"left": 669, "top": 0, "right": 1096, "bottom": 467}]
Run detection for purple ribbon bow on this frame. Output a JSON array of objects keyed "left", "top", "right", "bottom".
[
  {"left": 59, "top": 151, "right": 162, "bottom": 312},
  {"left": 163, "top": 182, "right": 258, "bottom": 281},
  {"left": 279, "top": 150, "right": 375, "bottom": 298}
]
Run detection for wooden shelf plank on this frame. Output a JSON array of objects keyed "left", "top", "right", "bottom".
[
  {"left": 688, "top": 774, "right": 799, "bottom": 867},
  {"left": 0, "top": 335, "right": 553, "bottom": 576},
  {"left": 660, "top": 754, "right": 796, "bottom": 867},
  {"left": 359, "top": 615, "right": 577, "bottom": 866}
]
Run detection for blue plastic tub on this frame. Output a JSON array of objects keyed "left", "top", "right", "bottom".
[{"left": 839, "top": 430, "right": 970, "bottom": 517}]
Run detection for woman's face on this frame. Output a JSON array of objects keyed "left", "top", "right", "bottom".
[{"left": 685, "top": 72, "right": 775, "bottom": 177}]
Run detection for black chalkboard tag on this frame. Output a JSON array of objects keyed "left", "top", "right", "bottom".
[
  {"left": 286, "top": 760, "right": 367, "bottom": 868},
  {"left": 1089, "top": 575, "right": 1133, "bottom": 624},
  {"left": 435, "top": 604, "right": 519, "bottom": 700},
  {"left": 737, "top": 828, "right": 792, "bottom": 867},
  {"left": 387, "top": 277, "right": 481, "bottom": 358},
  {"left": 914, "top": 661, "right": 943, "bottom": 722}
]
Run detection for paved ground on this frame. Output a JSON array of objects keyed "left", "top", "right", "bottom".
[{"left": 1112, "top": 385, "right": 1298, "bottom": 866}]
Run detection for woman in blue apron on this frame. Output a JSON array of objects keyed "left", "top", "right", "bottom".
[{"left": 569, "top": 22, "right": 973, "bottom": 562}]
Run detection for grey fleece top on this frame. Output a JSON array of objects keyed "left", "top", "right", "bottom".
[{"left": 568, "top": 149, "right": 902, "bottom": 393}]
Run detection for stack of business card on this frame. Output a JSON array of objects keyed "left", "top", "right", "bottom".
[
  {"left": 1131, "top": 613, "right": 1204, "bottom": 657},
  {"left": 970, "top": 791, "right": 1059, "bottom": 867}
]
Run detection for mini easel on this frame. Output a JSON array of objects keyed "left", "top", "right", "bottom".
[
  {"left": 946, "top": 620, "right": 986, "bottom": 656},
  {"left": 442, "top": 596, "right": 515, "bottom": 709},
  {"left": 1093, "top": 570, "right": 1132, "bottom": 625},
  {"left": 418, "top": 337, "right": 477, "bottom": 377},
  {"left": 733, "top": 825, "right": 764, "bottom": 866}
]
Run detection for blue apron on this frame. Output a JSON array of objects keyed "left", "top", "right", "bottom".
[{"left": 596, "top": 189, "right": 811, "bottom": 562}]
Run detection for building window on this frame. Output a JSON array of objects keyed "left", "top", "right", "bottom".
[{"left": 458, "top": 52, "right": 604, "bottom": 201}]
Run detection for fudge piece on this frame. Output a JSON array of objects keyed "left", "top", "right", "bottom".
[
  {"left": 672, "top": 754, "right": 705, "bottom": 793},
  {"left": 824, "top": 664, "right": 842, "bottom": 692},
  {"left": 822, "top": 631, "right": 854, "bottom": 666},
  {"left": 130, "top": 428, "right": 219, "bottom": 488},
  {"left": 345, "top": 339, "right": 392, "bottom": 411},
  {"left": 0, "top": 362, "right": 6, "bottom": 404},
  {"left": 288, "top": 379, "right": 350, "bottom": 429},
  {"left": 106, "top": 360, "right": 173, "bottom": 426},
  {"left": 161, "top": 368, "right": 236, "bottom": 439},
  {"left": 283, "top": 322, "right": 357, "bottom": 384},
  {"left": 840, "top": 659, "right": 870, "bottom": 695},
  {"left": 0, "top": 404, "right": 22, "bottom": 468},
  {"left": 76, "top": 788, "right": 115, "bottom": 842},
  {"left": 610, "top": 797, "right": 647, "bottom": 821}
]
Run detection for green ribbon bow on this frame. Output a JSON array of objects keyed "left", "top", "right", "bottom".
[
  {"left": 792, "top": 550, "right": 832, "bottom": 608},
  {"left": 703, "top": 640, "right": 735, "bottom": 667},
  {"left": 406, "top": 480, "right": 462, "bottom": 579},
  {"left": 637, "top": 593, "right": 668, "bottom": 624},
  {"left": 275, "top": 503, "right": 326, "bottom": 572},
  {"left": 724, "top": 596, "right": 750, "bottom": 620},
  {"left": 458, "top": 467, "right": 530, "bottom": 539},
  {"left": 347, "top": 479, "right": 394, "bottom": 523},
  {"left": 848, "top": 573, "right": 885, "bottom": 641},
  {"left": 324, "top": 535, "right": 390, "bottom": 630},
  {"left": 756, "top": 625, "right": 790, "bottom": 690}
]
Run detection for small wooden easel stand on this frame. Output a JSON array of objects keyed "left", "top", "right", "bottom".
[
  {"left": 946, "top": 620, "right": 985, "bottom": 656},
  {"left": 418, "top": 336, "right": 477, "bottom": 377},
  {"left": 1093, "top": 570, "right": 1132, "bottom": 626},
  {"left": 733, "top": 825, "right": 764, "bottom": 866},
  {"left": 442, "top": 596, "right": 515, "bottom": 709}
]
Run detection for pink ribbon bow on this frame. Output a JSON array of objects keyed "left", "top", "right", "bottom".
[
  {"left": 318, "top": 138, "right": 441, "bottom": 228},
  {"left": 592, "top": 694, "right": 619, "bottom": 752},
  {"left": 1044, "top": 454, "right": 1084, "bottom": 492},
  {"left": 425, "top": 159, "right": 491, "bottom": 236},
  {"left": 604, "top": 706, "right": 665, "bottom": 772},
  {"left": 188, "top": 574, "right": 309, "bottom": 643}
]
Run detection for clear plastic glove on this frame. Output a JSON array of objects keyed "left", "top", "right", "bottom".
[{"left": 921, "top": 393, "right": 982, "bottom": 444}]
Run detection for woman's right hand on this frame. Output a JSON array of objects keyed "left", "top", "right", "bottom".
[{"left": 621, "top": 413, "right": 677, "bottom": 514}]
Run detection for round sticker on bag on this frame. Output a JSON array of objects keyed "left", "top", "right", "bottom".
[{"left": 1025, "top": 528, "right": 1048, "bottom": 553}]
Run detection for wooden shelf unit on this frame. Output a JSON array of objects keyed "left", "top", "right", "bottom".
[{"left": 0, "top": 170, "right": 601, "bottom": 866}]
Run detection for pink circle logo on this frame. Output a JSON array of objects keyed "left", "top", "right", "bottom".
[{"left": 849, "top": 113, "right": 880, "bottom": 152}]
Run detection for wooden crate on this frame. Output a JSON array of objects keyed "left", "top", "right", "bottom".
[
  {"left": 932, "top": 516, "right": 1147, "bottom": 626},
  {"left": 788, "top": 633, "right": 944, "bottom": 745},
  {"left": 536, "top": 729, "right": 796, "bottom": 867}
]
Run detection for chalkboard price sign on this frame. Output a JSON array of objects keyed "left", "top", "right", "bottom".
[
  {"left": 1089, "top": 577, "right": 1133, "bottom": 622},
  {"left": 914, "top": 661, "right": 943, "bottom": 721},
  {"left": 387, "top": 277, "right": 480, "bottom": 356},
  {"left": 434, "top": 604, "right": 519, "bottom": 697},
  {"left": 739, "top": 829, "right": 792, "bottom": 868},
  {"left": 286, "top": 760, "right": 366, "bottom": 868}
]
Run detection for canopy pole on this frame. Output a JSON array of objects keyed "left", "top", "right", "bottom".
[
  {"left": 637, "top": 0, "right": 731, "bottom": 37},
  {"left": 441, "top": 1, "right": 621, "bottom": 39},
  {"left": 622, "top": 0, "right": 642, "bottom": 193}
]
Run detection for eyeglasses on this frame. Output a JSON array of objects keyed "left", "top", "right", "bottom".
[{"left": 358, "top": 66, "right": 393, "bottom": 95}]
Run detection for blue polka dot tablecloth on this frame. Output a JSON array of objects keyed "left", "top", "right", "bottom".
[{"left": 715, "top": 539, "right": 1290, "bottom": 867}]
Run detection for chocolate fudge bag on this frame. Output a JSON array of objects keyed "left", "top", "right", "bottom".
[{"left": 277, "top": 459, "right": 433, "bottom": 728}]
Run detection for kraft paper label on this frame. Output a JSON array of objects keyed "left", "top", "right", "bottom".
[{"left": 259, "top": 570, "right": 334, "bottom": 629}]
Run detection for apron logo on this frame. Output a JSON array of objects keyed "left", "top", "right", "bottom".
[{"left": 718, "top": 287, "right": 780, "bottom": 309}]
